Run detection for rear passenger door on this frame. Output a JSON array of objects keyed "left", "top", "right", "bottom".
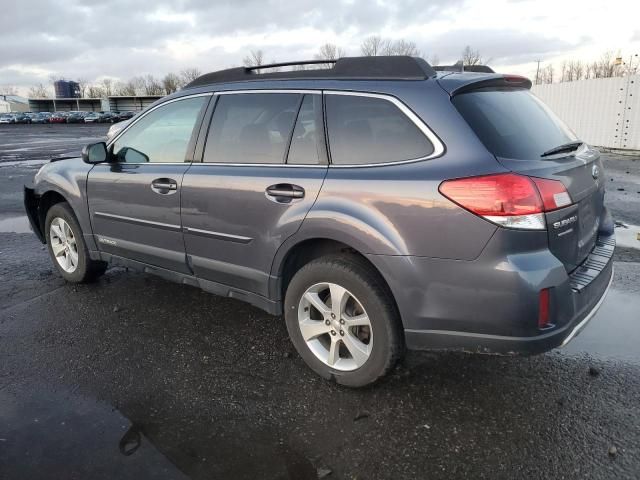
[{"left": 180, "top": 91, "right": 328, "bottom": 297}]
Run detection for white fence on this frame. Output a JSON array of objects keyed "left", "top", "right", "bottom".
[{"left": 532, "top": 75, "right": 640, "bottom": 150}]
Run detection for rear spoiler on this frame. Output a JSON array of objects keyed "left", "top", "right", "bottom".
[{"left": 445, "top": 75, "right": 532, "bottom": 96}]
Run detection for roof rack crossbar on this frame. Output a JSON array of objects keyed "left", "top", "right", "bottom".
[
  {"left": 247, "top": 59, "right": 336, "bottom": 71},
  {"left": 184, "top": 56, "right": 437, "bottom": 89}
]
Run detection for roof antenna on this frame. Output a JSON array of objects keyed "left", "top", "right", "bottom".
[{"left": 453, "top": 60, "right": 464, "bottom": 73}]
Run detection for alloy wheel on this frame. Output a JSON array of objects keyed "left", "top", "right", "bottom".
[
  {"left": 49, "top": 217, "right": 79, "bottom": 273},
  {"left": 298, "top": 282, "right": 373, "bottom": 371}
]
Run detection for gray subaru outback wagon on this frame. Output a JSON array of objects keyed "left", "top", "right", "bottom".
[{"left": 25, "top": 56, "right": 614, "bottom": 387}]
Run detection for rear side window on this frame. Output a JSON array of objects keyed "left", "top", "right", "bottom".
[
  {"left": 452, "top": 89, "right": 578, "bottom": 160},
  {"left": 325, "top": 94, "right": 434, "bottom": 165},
  {"left": 204, "top": 93, "right": 301, "bottom": 164}
]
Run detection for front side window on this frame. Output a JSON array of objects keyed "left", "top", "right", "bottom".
[
  {"left": 112, "top": 96, "right": 206, "bottom": 163},
  {"left": 204, "top": 93, "right": 301, "bottom": 164},
  {"left": 325, "top": 94, "right": 434, "bottom": 165}
]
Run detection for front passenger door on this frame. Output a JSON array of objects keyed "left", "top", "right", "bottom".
[{"left": 87, "top": 95, "right": 209, "bottom": 273}]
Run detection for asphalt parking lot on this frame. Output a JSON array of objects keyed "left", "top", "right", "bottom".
[{"left": 1, "top": 124, "right": 640, "bottom": 479}]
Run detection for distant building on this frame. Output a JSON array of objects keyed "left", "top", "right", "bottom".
[
  {"left": 54, "top": 80, "right": 80, "bottom": 99},
  {"left": 0, "top": 95, "right": 29, "bottom": 112}
]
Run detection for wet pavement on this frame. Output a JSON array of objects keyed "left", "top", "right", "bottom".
[
  {"left": 1, "top": 126, "right": 640, "bottom": 479},
  {"left": 0, "top": 123, "right": 110, "bottom": 164}
]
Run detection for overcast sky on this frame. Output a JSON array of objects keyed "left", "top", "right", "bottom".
[{"left": 1, "top": 0, "right": 639, "bottom": 95}]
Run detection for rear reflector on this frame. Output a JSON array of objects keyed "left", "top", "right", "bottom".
[
  {"left": 438, "top": 173, "right": 571, "bottom": 230},
  {"left": 538, "top": 288, "right": 551, "bottom": 329}
]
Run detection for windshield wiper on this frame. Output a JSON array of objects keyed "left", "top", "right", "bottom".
[{"left": 540, "top": 141, "right": 583, "bottom": 158}]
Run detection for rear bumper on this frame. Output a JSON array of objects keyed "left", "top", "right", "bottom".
[
  {"left": 368, "top": 227, "right": 615, "bottom": 355},
  {"left": 404, "top": 262, "right": 613, "bottom": 354}
]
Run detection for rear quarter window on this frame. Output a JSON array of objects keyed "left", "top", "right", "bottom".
[
  {"left": 452, "top": 88, "right": 578, "bottom": 160},
  {"left": 325, "top": 94, "right": 434, "bottom": 165}
]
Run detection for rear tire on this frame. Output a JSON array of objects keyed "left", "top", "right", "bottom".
[
  {"left": 45, "top": 202, "right": 107, "bottom": 283},
  {"left": 284, "top": 254, "right": 403, "bottom": 387}
]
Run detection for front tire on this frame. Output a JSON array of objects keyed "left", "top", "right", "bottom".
[
  {"left": 45, "top": 202, "right": 107, "bottom": 283},
  {"left": 284, "top": 254, "right": 403, "bottom": 387}
]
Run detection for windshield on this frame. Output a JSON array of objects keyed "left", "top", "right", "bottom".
[{"left": 452, "top": 88, "right": 578, "bottom": 160}]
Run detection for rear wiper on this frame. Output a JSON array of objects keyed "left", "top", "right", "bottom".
[{"left": 540, "top": 141, "right": 583, "bottom": 158}]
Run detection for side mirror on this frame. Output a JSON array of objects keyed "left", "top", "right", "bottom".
[{"left": 82, "top": 142, "right": 108, "bottom": 164}]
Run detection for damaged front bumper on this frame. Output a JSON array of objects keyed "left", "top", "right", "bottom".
[{"left": 24, "top": 185, "right": 45, "bottom": 243}]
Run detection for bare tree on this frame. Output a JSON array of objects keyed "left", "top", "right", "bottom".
[
  {"left": 87, "top": 85, "right": 105, "bottom": 98},
  {"left": 0, "top": 85, "right": 18, "bottom": 95},
  {"left": 77, "top": 78, "right": 89, "bottom": 98},
  {"left": 542, "top": 64, "right": 554, "bottom": 84},
  {"left": 100, "top": 78, "right": 114, "bottom": 96},
  {"left": 315, "top": 43, "right": 346, "bottom": 61},
  {"left": 360, "top": 36, "right": 390, "bottom": 56},
  {"left": 384, "top": 39, "right": 421, "bottom": 56},
  {"left": 314, "top": 43, "right": 347, "bottom": 68},
  {"left": 180, "top": 67, "right": 202, "bottom": 84},
  {"left": 597, "top": 51, "right": 622, "bottom": 78},
  {"left": 243, "top": 50, "right": 265, "bottom": 67},
  {"left": 115, "top": 80, "right": 137, "bottom": 96},
  {"left": 162, "top": 72, "right": 182, "bottom": 94},
  {"left": 428, "top": 54, "right": 440, "bottom": 66},
  {"left": 461, "top": 46, "right": 483, "bottom": 66},
  {"left": 144, "top": 75, "right": 164, "bottom": 95},
  {"left": 129, "top": 76, "right": 147, "bottom": 96},
  {"left": 28, "top": 83, "right": 49, "bottom": 98}
]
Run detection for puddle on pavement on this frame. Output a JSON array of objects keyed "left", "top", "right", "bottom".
[
  {"left": 561, "top": 289, "right": 640, "bottom": 364},
  {"left": 0, "top": 383, "right": 317, "bottom": 480},
  {"left": 0, "top": 216, "right": 32, "bottom": 233}
]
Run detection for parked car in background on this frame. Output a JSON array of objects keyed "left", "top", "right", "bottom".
[
  {"left": 66, "top": 111, "right": 86, "bottom": 123},
  {"left": 24, "top": 57, "right": 615, "bottom": 387},
  {"left": 14, "top": 113, "right": 32, "bottom": 124},
  {"left": 31, "top": 113, "right": 50, "bottom": 124},
  {"left": 84, "top": 112, "right": 102, "bottom": 123},
  {"left": 0, "top": 113, "right": 16, "bottom": 124},
  {"left": 118, "top": 111, "right": 136, "bottom": 121},
  {"left": 100, "top": 112, "right": 118, "bottom": 123},
  {"left": 49, "top": 112, "right": 67, "bottom": 123}
]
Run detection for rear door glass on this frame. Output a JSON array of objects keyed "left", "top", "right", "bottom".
[
  {"left": 287, "top": 94, "right": 324, "bottom": 165},
  {"left": 452, "top": 88, "right": 578, "bottom": 160},
  {"left": 204, "top": 93, "right": 301, "bottom": 164}
]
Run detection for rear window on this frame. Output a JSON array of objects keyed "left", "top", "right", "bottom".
[
  {"left": 325, "top": 94, "right": 434, "bottom": 165},
  {"left": 452, "top": 89, "right": 578, "bottom": 160}
]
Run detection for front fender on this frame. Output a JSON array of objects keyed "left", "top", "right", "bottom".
[{"left": 32, "top": 158, "right": 96, "bottom": 250}]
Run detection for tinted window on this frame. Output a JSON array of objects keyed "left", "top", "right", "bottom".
[
  {"left": 204, "top": 93, "right": 301, "bottom": 164},
  {"left": 452, "top": 89, "right": 578, "bottom": 160},
  {"left": 112, "top": 97, "right": 206, "bottom": 163},
  {"left": 287, "top": 95, "right": 323, "bottom": 165},
  {"left": 325, "top": 94, "right": 433, "bottom": 165}
]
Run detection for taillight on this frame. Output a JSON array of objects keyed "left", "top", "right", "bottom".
[
  {"left": 530, "top": 177, "right": 572, "bottom": 211},
  {"left": 438, "top": 173, "right": 571, "bottom": 230}
]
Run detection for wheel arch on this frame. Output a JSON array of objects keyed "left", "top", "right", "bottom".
[
  {"left": 38, "top": 190, "right": 70, "bottom": 243},
  {"left": 272, "top": 237, "right": 401, "bottom": 325}
]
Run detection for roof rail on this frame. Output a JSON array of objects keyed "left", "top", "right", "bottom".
[
  {"left": 434, "top": 62, "right": 495, "bottom": 74},
  {"left": 184, "top": 56, "right": 437, "bottom": 89}
]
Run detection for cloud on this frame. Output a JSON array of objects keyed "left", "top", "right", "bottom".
[
  {"left": 425, "top": 29, "right": 576, "bottom": 66},
  {"left": 0, "top": 0, "right": 634, "bottom": 92}
]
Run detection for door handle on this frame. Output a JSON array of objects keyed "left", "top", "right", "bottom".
[
  {"left": 265, "top": 184, "right": 305, "bottom": 203},
  {"left": 151, "top": 178, "right": 178, "bottom": 195}
]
